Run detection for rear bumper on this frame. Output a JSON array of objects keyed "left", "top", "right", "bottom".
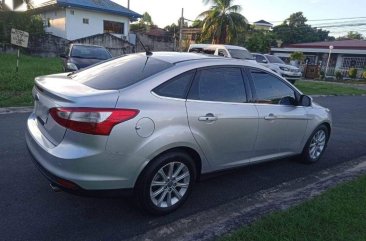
[
  {"left": 26, "top": 113, "right": 142, "bottom": 192},
  {"left": 27, "top": 147, "right": 133, "bottom": 197}
]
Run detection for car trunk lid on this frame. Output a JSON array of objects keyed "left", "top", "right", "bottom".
[{"left": 33, "top": 73, "right": 120, "bottom": 145}]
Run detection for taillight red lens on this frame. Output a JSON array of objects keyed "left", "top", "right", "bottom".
[{"left": 49, "top": 107, "right": 139, "bottom": 135}]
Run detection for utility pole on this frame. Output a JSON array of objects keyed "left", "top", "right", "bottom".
[
  {"left": 127, "top": 0, "right": 130, "bottom": 9},
  {"left": 179, "top": 8, "right": 183, "bottom": 52}
]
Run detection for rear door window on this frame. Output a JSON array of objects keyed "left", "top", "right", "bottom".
[
  {"left": 70, "top": 54, "right": 173, "bottom": 90},
  {"left": 188, "top": 67, "right": 247, "bottom": 103}
]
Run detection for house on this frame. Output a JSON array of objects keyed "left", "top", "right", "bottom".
[
  {"left": 181, "top": 28, "right": 201, "bottom": 44},
  {"left": 30, "top": 0, "right": 142, "bottom": 41},
  {"left": 253, "top": 20, "right": 273, "bottom": 31},
  {"left": 271, "top": 40, "right": 366, "bottom": 76}
]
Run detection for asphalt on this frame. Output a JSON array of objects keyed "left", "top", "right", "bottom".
[{"left": 0, "top": 96, "right": 366, "bottom": 241}]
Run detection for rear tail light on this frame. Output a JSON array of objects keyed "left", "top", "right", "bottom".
[{"left": 49, "top": 107, "right": 139, "bottom": 135}]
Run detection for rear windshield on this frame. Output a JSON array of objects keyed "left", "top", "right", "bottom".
[
  {"left": 228, "top": 49, "right": 254, "bottom": 60},
  {"left": 71, "top": 45, "right": 112, "bottom": 60},
  {"left": 70, "top": 54, "right": 173, "bottom": 90}
]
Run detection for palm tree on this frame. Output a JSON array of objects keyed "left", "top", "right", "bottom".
[
  {"left": 1, "top": 0, "right": 33, "bottom": 11},
  {"left": 197, "top": 0, "right": 247, "bottom": 44}
]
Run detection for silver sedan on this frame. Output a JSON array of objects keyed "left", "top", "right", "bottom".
[{"left": 26, "top": 52, "right": 331, "bottom": 215}]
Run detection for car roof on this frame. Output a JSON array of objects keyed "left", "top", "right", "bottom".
[
  {"left": 189, "top": 44, "right": 249, "bottom": 51},
  {"left": 145, "top": 51, "right": 224, "bottom": 64}
]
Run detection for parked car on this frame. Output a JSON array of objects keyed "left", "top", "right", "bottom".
[
  {"left": 252, "top": 53, "right": 302, "bottom": 84},
  {"left": 60, "top": 43, "right": 112, "bottom": 72},
  {"left": 188, "top": 44, "right": 256, "bottom": 62},
  {"left": 26, "top": 52, "right": 331, "bottom": 215}
]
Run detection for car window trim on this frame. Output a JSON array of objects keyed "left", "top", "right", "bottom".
[
  {"left": 187, "top": 65, "right": 248, "bottom": 104},
  {"left": 246, "top": 67, "right": 301, "bottom": 105}
]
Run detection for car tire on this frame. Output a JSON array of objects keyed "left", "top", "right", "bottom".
[
  {"left": 289, "top": 79, "right": 296, "bottom": 84},
  {"left": 135, "top": 151, "right": 196, "bottom": 215},
  {"left": 300, "top": 124, "right": 329, "bottom": 163}
]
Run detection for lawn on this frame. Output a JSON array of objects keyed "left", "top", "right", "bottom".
[
  {"left": 295, "top": 80, "right": 366, "bottom": 96},
  {"left": 0, "top": 53, "right": 63, "bottom": 107},
  {"left": 221, "top": 174, "right": 366, "bottom": 241}
]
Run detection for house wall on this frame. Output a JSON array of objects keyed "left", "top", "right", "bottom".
[
  {"left": 72, "top": 33, "right": 134, "bottom": 57},
  {"left": 42, "top": 9, "right": 67, "bottom": 39},
  {"left": 135, "top": 33, "right": 175, "bottom": 52},
  {"left": 65, "top": 8, "right": 130, "bottom": 40}
]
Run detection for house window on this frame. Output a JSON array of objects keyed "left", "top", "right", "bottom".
[
  {"left": 103, "top": 20, "right": 124, "bottom": 34},
  {"left": 342, "top": 57, "right": 366, "bottom": 69},
  {"left": 83, "top": 18, "right": 89, "bottom": 24},
  {"left": 70, "top": 10, "right": 75, "bottom": 15}
]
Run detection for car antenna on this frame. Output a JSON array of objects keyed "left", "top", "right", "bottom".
[{"left": 139, "top": 39, "right": 153, "bottom": 56}]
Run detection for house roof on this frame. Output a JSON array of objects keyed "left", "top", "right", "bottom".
[
  {"left": 253, "top": 20, "right": 273, "bottom": 26},
  {"left": 32, "top": 0, "right": 142, "bottom": 19},
  {"left": 272, "top": 40, "right": 366, "bottom": 55},
  {"left": 145, "top": 28, "right": 170, "bottom": 37},
  {"left": 287, "top": 40, "right": 366, "bottom": 50}
]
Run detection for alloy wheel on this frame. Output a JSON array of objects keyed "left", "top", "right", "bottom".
[{"left": 150, "top": 162, "right": 190, "bottom": 208}]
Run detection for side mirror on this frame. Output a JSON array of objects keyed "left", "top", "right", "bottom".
[
  {"left": 279, "top": 96, "right": 296, "bottom": 106},
  {"left": 59, "top": 53, "right": 67, "bottom": 58},
  {"left": 262, "top": 59, "right": 268, "bottom": 63},
  {"left": 299, "top": 95, "right": 312, "bottom": 107}
]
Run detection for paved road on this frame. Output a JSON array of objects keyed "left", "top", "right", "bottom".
[{"left": 1, "top": 96, "right": 365, "bottom": 241}]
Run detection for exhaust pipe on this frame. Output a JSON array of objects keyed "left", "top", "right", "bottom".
[{"left": 50, "top": 183, "right": 61, "bottom": 192}]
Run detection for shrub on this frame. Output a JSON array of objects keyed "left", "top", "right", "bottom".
[
  {"left": 362, "top": 72, "right": 366, "bottom": 79},
  {"left": 290, "top": 52, "right": 305, "bottom": 62},
  {"left": 319, "top": 70, "right": 325, "bottom": 80},
  {"left": 335, "top": 71, "right": 343, "bottom": 81},
  {"left": 348, "top": 68, "right": 358, "bottom": 79}
]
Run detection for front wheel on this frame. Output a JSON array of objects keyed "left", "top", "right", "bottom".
[
  {"left": 135, "top": 151, "right": 196, "bottom": 215},
  {"left": 300, "top": 125, "right": 329, "bottom": 163}
]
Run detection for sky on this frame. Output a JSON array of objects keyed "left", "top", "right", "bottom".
[
  {"left": 114, "top": 0, "right": 366, "bottom": 37},
  {"left": 11, "top": 0, "right": 366, "bottom": 37}
]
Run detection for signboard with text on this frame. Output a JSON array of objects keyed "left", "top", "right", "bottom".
[{"left": 11, "top": 28, "right": 29, "bottom": 48}]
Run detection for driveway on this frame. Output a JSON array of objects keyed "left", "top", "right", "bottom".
[{"left": 0, "top": 96, "right": 365, "bottom": 241}]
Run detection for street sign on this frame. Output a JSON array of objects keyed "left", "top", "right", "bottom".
[{"left": 11, "top": 28, "right": 29, "bottom": 48}]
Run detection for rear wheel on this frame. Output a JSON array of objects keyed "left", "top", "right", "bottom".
[
  {"left": 300, "top": 125, "right": 329, "bottom": 163},
  {"left": 135, "top": 151, "right": 196, "bottom": 215}
]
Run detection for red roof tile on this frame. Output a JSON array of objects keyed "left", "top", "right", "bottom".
[{"left": 287, "top": 40, "right": 366, "bottom": 50}]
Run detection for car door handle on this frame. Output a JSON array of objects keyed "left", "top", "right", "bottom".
[
  {"left": 264, "top": 113, "right": 277, "bottom": 120},
  {"left": 198, "top": 113, "right": 218, "bottom": 122}
]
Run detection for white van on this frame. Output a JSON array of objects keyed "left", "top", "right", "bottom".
[{"left": 188, "top": 44, "right": 256, "bottom": 62}]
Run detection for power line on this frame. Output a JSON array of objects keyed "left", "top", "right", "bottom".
[{"left": 268, "top": 16, "right": 366, "bottom": 24}]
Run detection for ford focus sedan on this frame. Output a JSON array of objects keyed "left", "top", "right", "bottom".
[{"left": 26, "top": 52, "right": 331, "bottom": 215}]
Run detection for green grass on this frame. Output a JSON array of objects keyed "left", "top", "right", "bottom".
[
  {"left": 295, "top": 80, "right": 366, "bottom": 96},
  {"left": 221, "top": 175, "right": 366, "bottom": 241},
  {"left": 0, "top": 53, "right": 63, "bottom": 107}
]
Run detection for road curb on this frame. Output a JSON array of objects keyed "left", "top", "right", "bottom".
[
  {"left": 0, "top": 106, "right": 33, "bottom": 115},
  {"left": 129, "top": 155, "right": 366, "bottom": 241}
]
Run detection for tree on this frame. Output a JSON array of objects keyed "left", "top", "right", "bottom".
[
  {"left": 1, "top": 0, "right": 33, "bottom": 11},
  {"left": 130, "top": 12, "right": 154, "bottom": 32},
  {"left": 197, "top": 0, "right": 248, "bottom": 44},
  {"left": 0, "top": 11, "right": 44, "bottom": 43},
  {"left": 245, "top": 30, "right": 277, "bottom": 53},
  {"left": 338, "top": 31, "right": 364, "bottom": 40},
  {"left": 273, "top": 12, "right": 333, "bottom": 45}
]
